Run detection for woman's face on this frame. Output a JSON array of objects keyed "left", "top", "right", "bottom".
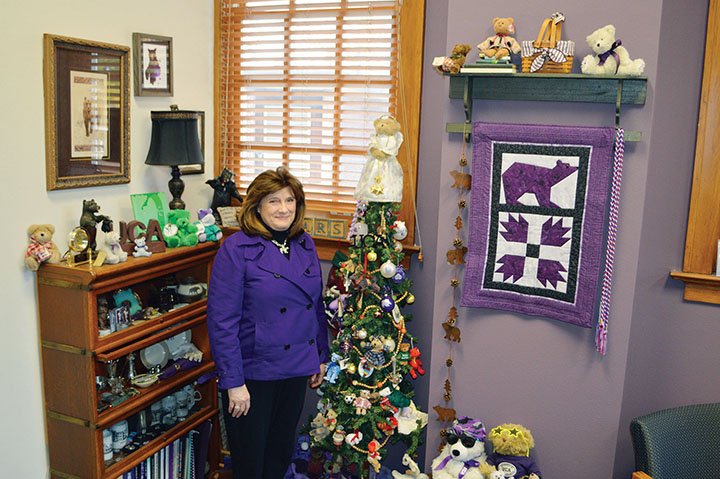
[{"left": 258, "top": 186, "right": 296, "bottom": 232}]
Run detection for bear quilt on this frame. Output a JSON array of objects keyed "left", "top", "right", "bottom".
[{"left": 461, "top": 122, "right": 620, "bottom": 335}]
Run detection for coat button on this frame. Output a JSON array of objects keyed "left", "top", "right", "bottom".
[
  {"left": 306, "top": 303, "right": 312, "bottom": 309},
  {"left": 305, "top": 268, "right": 310, "bottom": 274},
  {"left": 284, "top": 344, "right": 291, "bottom": 350},
  {"left": 274, "top": 273, "right": 281, "bottom": 278},
  {"left": 280, "top": 307, "right": 287, "bottom": 313},
  {"left": 309, "top": 339, "right": 315, "bottom": 345}
]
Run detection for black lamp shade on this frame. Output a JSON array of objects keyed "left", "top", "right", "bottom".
[{"left": 145, "top": 110, "right": 204, "bottom": 166}]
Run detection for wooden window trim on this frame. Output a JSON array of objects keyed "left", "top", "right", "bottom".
[
  {"left": 213, "top": 0, "right": 425, "bottom": 261},
  {"left": 670, "top": 0, "right": 720, "bottom": 303}
]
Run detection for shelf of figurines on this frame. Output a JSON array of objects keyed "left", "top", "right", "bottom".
[
  {"left": 100, "top": 382, "right": 216, "bottom": 479},
  {"left": 37, "top": 242, "right": 219, "bottom": 352},
  {"left": 445, "top": 72, "right": 648, "bottom": 142},
  {"left": 94, "top": 327, "right": 214, "bottom": 425},
  {"left": 669, "top": 271, "right": 720, "bottom": 305}
]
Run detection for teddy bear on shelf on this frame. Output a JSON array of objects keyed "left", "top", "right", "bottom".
[
  {"left": 433, "top": 43, "right": 473, "bottom": 74},
  {"left": 163, "top": 210, "right": 199, "bottom": 248},
  {"left": 99, "top": 230, "right": 128, "bottom": 264},
  {"left": 355, "top": 114, "right": 404, "bottom": 202},
  {"left": 196, "top": 208, "right": 223, "bottom": 243},
  {"left": 25, "top": 224, "right": 62, "bottom": 271},
  {"left": 132, "top": 234, "right": 153, "bottom": 258},
  {"left": 581, "top": 24, "right": 645, "bottom": 76},
  {"left": 477, "top": 17, "right": 521, "bottom": 61},
  {"left": 484, "top": 423, "right": 542, "bottom": 479},
  {"left": 431, "top": 416, "right": 489, "bottom": 479}
]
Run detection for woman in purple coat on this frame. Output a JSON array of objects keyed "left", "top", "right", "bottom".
[{"left": 207, "top": 166, "right": 329, "bottom": 479}]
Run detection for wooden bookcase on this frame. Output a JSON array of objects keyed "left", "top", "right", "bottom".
[{"left": 36, "top": 242, "right": 221, "bottom": 479}]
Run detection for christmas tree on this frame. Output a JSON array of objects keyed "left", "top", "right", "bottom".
[{"left": 304, "top": 201, "right": 428, "bottom": 478}]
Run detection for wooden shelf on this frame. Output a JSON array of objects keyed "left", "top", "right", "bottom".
[
  {"left": 102, "top": 405, "right": 217, "bottom": 479},
  {"left": 445, "top": 72, "right": 648, "bottom": 141},
  {"left": 95, "top": 361, "right": 216, "bottom": 427},
  {"left": 669, "top": 271, "right": 720, "bottom": 305}
]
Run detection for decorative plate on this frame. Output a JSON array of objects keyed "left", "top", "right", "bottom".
[{"left": 139, "top": 341, "right": 170, "bottom": 369}]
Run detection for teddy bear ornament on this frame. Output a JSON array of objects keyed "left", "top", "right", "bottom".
[
  {"left": 581, "top": 24, "right": 645, "bottom": 76},
  {"left": 355, "top": 114, "right": 404, "bottom": 202}
]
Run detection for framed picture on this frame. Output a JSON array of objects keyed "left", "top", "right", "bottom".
[
  {"left": 43, "top": 34, "right": 130, "bottom": 190},
  {"left": 133, "top": 33, "right": 173, "bottom": 97},
  {"left": 179, "top": 111, "right": 205, "bottom": 175}
]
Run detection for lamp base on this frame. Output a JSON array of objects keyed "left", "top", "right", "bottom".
[{"left": 168, "top": 165, "right": 186, "bottom": 210}]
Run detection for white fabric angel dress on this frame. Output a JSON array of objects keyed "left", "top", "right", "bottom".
[{"left": 355, "top": 115, "right": 405, "bottom": 202}]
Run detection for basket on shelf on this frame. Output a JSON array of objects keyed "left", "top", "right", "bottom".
[{"left": 521, "top": 12, "right": 574, "bottom": 73}]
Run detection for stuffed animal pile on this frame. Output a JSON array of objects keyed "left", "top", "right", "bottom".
[{"left": 580, "top": 24, "right": 645, "bottom": 76}]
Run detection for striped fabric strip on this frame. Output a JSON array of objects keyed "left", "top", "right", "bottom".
[{"left": 596, "top": 128, "right": 625, "bottom": 355}]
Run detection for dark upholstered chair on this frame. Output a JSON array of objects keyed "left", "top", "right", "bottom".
[{"left": 630, "top": 402, "right": 720, "bottom": 479}]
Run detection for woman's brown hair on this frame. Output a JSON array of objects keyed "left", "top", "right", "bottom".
[{"left": 237, "top": 166, "right": 306, "bottom": 239}]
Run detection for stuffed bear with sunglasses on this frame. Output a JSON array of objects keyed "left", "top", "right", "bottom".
[
  {"left": 484, "top": 423, "right": 541, "bottom": 479},
  {"left": 431, "top": 416, "right": 489, "bottom": 479}
]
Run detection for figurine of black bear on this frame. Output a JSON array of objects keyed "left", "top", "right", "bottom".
[
  {"left": 206, "top": 168, "right": 243, "bottom": 224},
  {"left": 80, "top": 199, "right": 113, "bottom": 251}
]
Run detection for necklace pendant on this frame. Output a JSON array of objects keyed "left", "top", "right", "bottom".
[{"left": 272, "top": 239, "right": 289, "bottom": 254}]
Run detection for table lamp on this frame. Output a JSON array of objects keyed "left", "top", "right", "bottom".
[{"left": 145, "top": 108, "right": 204, "bottom": 210}]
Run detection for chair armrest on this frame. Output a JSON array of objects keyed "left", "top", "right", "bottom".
[{"left": 632, "top": 472, "right": 653, "bottom": 479}]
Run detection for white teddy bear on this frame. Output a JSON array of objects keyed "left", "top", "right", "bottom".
[
  {"left": 431, "top": 417, "right": 489, "bottom": 479},
  {"left": 581, "top": 24, "right": 645, "bottom": 76},
  {"left": 99, "top": 230, "right": 128, "bottom": 264}
]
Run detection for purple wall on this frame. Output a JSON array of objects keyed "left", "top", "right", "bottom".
[
  {"left": 414, "top": 1, "right": 714, "bottom": 478},
  {"left": 614, "top": 0, "right": 717, "bottom": 476}
]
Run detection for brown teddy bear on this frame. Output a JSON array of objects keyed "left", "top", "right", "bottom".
[
  {"left": 25, "top": 224, "right": 61, "bottom": 271},
  {"left": 478, "top": 17, "right": 521, "bottom": 60},
  {"left": 433, "top": 43, "right": 472, "bottom": 74}
]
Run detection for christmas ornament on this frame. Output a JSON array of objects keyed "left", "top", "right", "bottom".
[
  {"left": 383, "top": 337, "right": 396, "bottom": 352},
  {"left": 364, "top": 337, "right": 386, "bottom": 367},
  {"left": 355, "top": 328, "right": 368, "bottom": 340},
  {"left": 367, "top": 439, "right": 383, "bottom": 473},
  {"left": 406, "top": 293, "right": 415, "bottom": 304},
  {"left": 332, "top": 426, "right": 346, "bottom": 448},
  {"left": 409, "top": 347, "right": 425, "bottom": 379},
  {"left": 381, "top": 293, "right": 395, "bottom": 312},
  {"left": 353, "top": 390, "right": 372, "bottom": 414},
  {"left": 358, "top": 358, "right": 374, "bottom": 378},
  {"left": 394, "top": 241, "right": 403, "bottom": 252},
  {"left": 346, "top": 363, "right": 357, "bottom": 375},
  {"left": 344, "top": 393, "right": 357, "bottom": 404},
  {"left": 355, "top": 221, "right": 369, "bottom": 237},
  {"left": 345, "top": 430, "right": 363, "bottom": 446},
  {"left": 367, "top": 250, "right": 378, "bottom": 262},
  {"left": 392, "top": 266, "right": 406, "bottom": 283},
  {"left": 380, "top": 260, "right": 397, "bottom": 278},
  {"left": 393, "top": 220, "right": 408, "bottom": 240}
]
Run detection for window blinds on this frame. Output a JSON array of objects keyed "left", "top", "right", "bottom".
[{"left": 218, "top": 0, "right": 400, "bottom": 212}]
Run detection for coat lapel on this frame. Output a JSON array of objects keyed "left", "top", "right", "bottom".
[{"left": 256, "top": 233, "right": 318, "bottom": 299}]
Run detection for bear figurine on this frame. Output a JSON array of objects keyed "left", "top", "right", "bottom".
[
  {"left": 478, "top": 17, "right": 521, "bottom": 61},
  {"left": 581, "top": 25, "right": 645, "bottom": 76}
]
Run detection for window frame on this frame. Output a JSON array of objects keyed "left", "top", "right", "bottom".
[{"left": 213, "top": 0, "right": 425, "bottom": 260}]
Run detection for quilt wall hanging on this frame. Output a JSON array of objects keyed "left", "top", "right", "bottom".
[{"left": 460, "top": 122, "right": 625, "bottom": 354}]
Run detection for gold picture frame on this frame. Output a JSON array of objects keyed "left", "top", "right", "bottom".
[{"left": 43, "top": 34, "right": 130, "bottom": 190}]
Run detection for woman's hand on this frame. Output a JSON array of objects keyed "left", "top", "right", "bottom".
[
  {"left": 309, "top": 363, "right": 327, "bottom": 389},
  {"left": 227, "top": 384, "right": 250, "bottom": 417}
]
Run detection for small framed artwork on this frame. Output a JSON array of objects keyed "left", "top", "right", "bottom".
[
  {"left": 43, "top": 34, "right": 130, "bottom": 190},
  {"left": 179, "top": 111, "right": 205, "bottom": 175},
  {"left": 132, "top": 32, "right": 173, "bottom": 97},
  {"left": 130, "top": 192, "right": 170, "bottom": 227}
]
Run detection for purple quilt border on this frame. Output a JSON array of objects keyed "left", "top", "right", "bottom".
[{"left": 460, "top": 122, "right": 615, "bottom": 328}]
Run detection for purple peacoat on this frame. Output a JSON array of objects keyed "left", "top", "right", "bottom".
[{"left": 207, "top": 230, "right": 330, "bottom": 390}]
